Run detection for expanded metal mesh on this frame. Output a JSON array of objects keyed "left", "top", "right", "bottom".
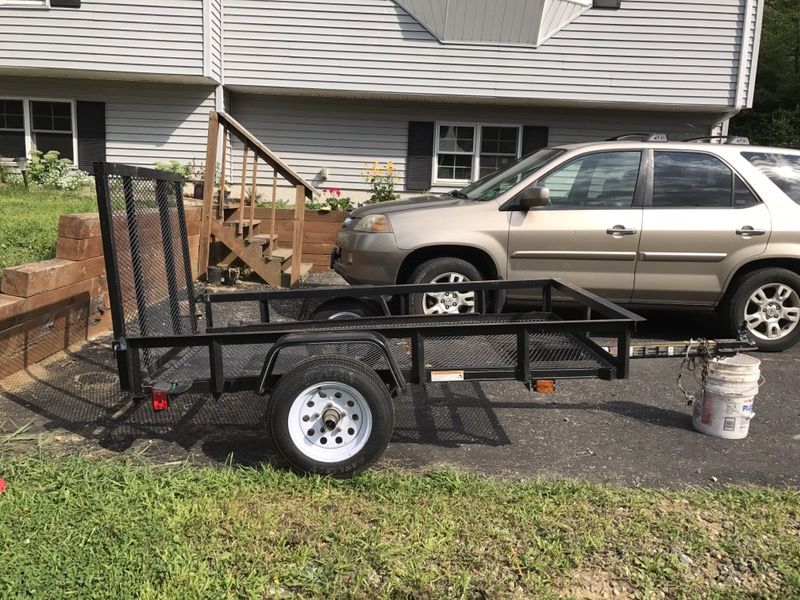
[{"left": 97, "top": 165, "right": 198, "bottom": 376}]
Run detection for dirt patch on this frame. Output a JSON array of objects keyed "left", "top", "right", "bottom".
[{"left": 559, "top": 568, "right": 635, "bottom": 599}]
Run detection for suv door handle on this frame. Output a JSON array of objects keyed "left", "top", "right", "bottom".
[
  {"left": 736, "top": 226, "right": 766, "bottom": 237},
  {"left": 607, "top": 225, "right": 638, "bottom": 236}
]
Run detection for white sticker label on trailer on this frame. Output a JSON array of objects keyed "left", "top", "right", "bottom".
[{"left": 431, "top": 370, "right": 465, "bottom": 382}]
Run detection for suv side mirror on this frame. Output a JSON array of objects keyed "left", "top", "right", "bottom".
[{"left": 518, "top": 186, "right": 550, "bottom": 210}]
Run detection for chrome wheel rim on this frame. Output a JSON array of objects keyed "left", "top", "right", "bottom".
[
  {"left": 287, "top": 381, "right": 373, "bottom": 463},
  {"left": 422, "top": 272, "right": 476, "bottom": 315},
  {"left": 743, "top": 283, "right": 800, "bottom": 341}
]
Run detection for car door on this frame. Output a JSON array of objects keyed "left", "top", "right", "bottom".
[
  {"left": 632, "top": 150, "right": 771, "bottom": 305},
  {"left": 507, "top": 150, "right": 645, "bottom": 302}
]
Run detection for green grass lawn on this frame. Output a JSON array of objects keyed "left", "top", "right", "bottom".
[
  {"left": 0, "top": 184, "right": 97, "bottom": 275},
  {"left": 0, "top": 454, "right": 797, "bottom": 599}
]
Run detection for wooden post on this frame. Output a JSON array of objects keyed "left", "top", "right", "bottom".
[
  {"left": 291, "top": 183, "right": 306, "bottom": 285},
  {"left": 237, "top": 144, "right": 249, "bottom": 237},
  {"left": 198, "top": 112, "right": 219, "bottom": 280},
  {"left": 216, "top": 126, "right": 228, "bottom": 220},
  {"left": 268, "top": 169, "right": 278, "bottom": 260},
  {"left": 249, "top": 155, "right": 258, "bottom": 231}
]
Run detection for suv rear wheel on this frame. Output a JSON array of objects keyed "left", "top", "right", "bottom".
[
  {"left": 723, "top": 268, "right": 800, "bottom": 351},
  {"left": 408, "top": 257, "right": 482, "bottom": 315}
]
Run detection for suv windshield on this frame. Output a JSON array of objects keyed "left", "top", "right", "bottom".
[{"left": 454, "top": 148, "right": 566, "bottom": 201}]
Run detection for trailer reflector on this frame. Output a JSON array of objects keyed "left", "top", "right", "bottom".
[{"left": 152, "top": 390, "right": 169, "bottom": 411}]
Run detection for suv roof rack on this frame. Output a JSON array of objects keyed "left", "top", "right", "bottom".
[
  {"left": 684, "top": 135, "right": 751, "bottom": 145},
  {"left": 607, "top": 133, "right": 668, "bottom": 142}
]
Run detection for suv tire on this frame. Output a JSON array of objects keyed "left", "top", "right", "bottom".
[
  {"left": 722, "top": 268, "right": 800, "bottom": 352},
  {"left": 408, "top": 257, "right": 482, "bottom": 315}
]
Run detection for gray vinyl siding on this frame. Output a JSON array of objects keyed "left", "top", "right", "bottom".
[
  {"left": 229, "top": 92, "right": 720, "bottom": 197},
  {"left": 0, "top": 76, "right": 215, "bottom": 169},
  {"left": 209, "top": 0, "right": 224, "bottom": 82},
  {"left": 0, "top": 1, "right": 205, "bottom": 78},
  {"left": 223, "top": 0, "right": 759, "bottom": 109}
]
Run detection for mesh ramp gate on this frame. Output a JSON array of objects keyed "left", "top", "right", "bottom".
[{"left": 95, "top": 163, "right": 198, "bottom": 388}]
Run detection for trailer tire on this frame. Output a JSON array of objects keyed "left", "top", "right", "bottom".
[
  {"left": 268, "top": 356, "right": 394, "bottom": 477},
  {"left": 309, "top": 298, "right": 382, "bottom": 321}
]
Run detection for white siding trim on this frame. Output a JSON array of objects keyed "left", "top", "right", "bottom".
[
  {"left": 747, "top": 0, "right": 765, "bottom": 108},
  {"left": 735, "top": 0, "right": 755, "bottom": 109},
  {"left": 203, "top": 0, "right": 212, "bottom": 78}
]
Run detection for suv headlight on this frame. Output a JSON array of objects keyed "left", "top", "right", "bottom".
[{"left": 354, "top": 214, "right": 392, "bottom": 233}]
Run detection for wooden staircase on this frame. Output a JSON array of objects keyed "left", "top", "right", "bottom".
[{"left": 198, "top": 112, "right": 316, "bottom": 288}]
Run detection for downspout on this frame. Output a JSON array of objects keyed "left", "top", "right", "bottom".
[{"left": 716, "top": 0, "right": 759, "bottom": 136}]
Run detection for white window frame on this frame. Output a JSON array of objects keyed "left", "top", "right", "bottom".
[
  {"left": 0, "top": 0, "right": 49, "bottom": 7},
  {"left": 0, "top": 96, "right": 78, "bottom": 166},
  {"left": 433, "top": 122, "right": 523, "bottom": 185}
]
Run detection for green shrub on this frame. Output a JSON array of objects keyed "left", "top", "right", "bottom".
[
  {"left": 154, "top": 160, "right": 190, "bottom": 180},
  {"left": 363, "top": 161, "right": 400, "bottom": 203},
  {"left": 25, "top": 150, "right": 93, "bottom": 192}
]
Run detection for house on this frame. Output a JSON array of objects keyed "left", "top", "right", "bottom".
[{"left": 0, "top": 0, "right": 764, "bottom": 201}]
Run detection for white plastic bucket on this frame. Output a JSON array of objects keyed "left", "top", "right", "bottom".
[{"left": 692, "top": 354, "right": 761, "bottom": 440}]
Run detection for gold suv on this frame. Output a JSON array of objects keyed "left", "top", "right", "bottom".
[{"left": 334, "top": 136, "right": 800, "bottom": 351}]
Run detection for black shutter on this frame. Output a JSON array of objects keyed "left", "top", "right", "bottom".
[
  {"left": 406, "top": 121, "right": 435, "bottom": 192},
  {"left": 50, "top": 0, "right": 81, "bottom": 7},
  {"left": 77, "top": 101, "right": 106, "bottom": 174},
  {"left": 521, "top": 126, "right": 549, "bottom": 155}
]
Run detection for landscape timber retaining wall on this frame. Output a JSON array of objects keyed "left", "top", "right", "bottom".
[{"left": 0, "top": 207, "right": 203, "bottom": 381}]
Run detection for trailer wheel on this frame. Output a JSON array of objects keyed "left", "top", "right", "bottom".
[
  {"left": 309, "top": 298, "right": 381, "bottom": 320},
  {"left": 268, "top": 356, "right": 394, "bottom": 477}
]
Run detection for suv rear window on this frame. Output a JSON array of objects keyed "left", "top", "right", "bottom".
[{"left": 742, "top": 152, "right": 800, "bottom": 204}]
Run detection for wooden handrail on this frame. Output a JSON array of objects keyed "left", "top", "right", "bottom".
[{"left": 216, "top": 111, "right": 316, "bottom": 198}]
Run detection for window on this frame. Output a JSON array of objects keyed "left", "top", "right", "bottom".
[
  {"left": 537, "top": 151, "right": 641, "bottom": 209},
  {"left": 0, "top": 98, "right": 76, "bottom": 163},
  {"left": 31, "top": 101, "right": 74, "bottom": 161},
  {"left": 742, "top": 152, "right": 800, "bottom": 205},
  {"left": 0, "top": 100, "right": 25, "bottom": 159},
  {"left": 0, "top": 1, "right": 48, "bottom": 6},
  {"left": 653, "top": 152, "right": 734, "bottom": 208},
  {"left": 436, "top": 125, "right": 475, "bottom": 181},
  {"left": 480, "top": 127, "right": 519, "bottom": 177},
  {"left": 435, "top": 124, "right": 521, "bottom": 183}
]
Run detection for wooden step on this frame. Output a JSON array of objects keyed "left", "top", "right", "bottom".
[
  {"left": 224, "top": 219, "right": 261, "bottom": 228},
  {"left": 210, "top": 220, "right": 282, "bottom": 287},
  {"left": 247, "top": 233, "right": 277, "bottom": 246},
  {"left": 269, "top": 247, "right": 293, "bottom": 269},
  {"left": 281, "top": 262, "right": 314, "bottom": 288}
]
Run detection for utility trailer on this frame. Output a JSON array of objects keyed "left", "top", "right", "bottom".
[{"left": 94, "top": 163, "right": 753, "bottom": 476}]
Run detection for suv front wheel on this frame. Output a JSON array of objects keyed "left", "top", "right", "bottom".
[
  {"left": 723, "top": 268, "right": 800, "bottom": 351},
  {"left": 408, "top": 257, "right": 482, "bottom": 315}
]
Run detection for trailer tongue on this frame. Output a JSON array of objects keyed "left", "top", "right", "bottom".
[{"left": 94, "top": 163, "right": 754, "bottom": 477}]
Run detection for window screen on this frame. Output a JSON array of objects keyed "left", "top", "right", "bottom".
[{"left": 653, "top": 152, "right": 732, "bottom": 208}]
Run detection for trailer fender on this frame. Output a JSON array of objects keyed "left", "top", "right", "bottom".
[{"left": 258, "top": 331, "right": 406, "bottom": 395}]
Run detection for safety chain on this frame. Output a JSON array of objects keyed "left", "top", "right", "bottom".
[{"left": 677, "top": 338, "right": 712, "bottom": 406}]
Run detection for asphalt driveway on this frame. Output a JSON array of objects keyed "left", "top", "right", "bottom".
[{"left": 1, "top": 277, "right": 798, "bottom": 488}]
